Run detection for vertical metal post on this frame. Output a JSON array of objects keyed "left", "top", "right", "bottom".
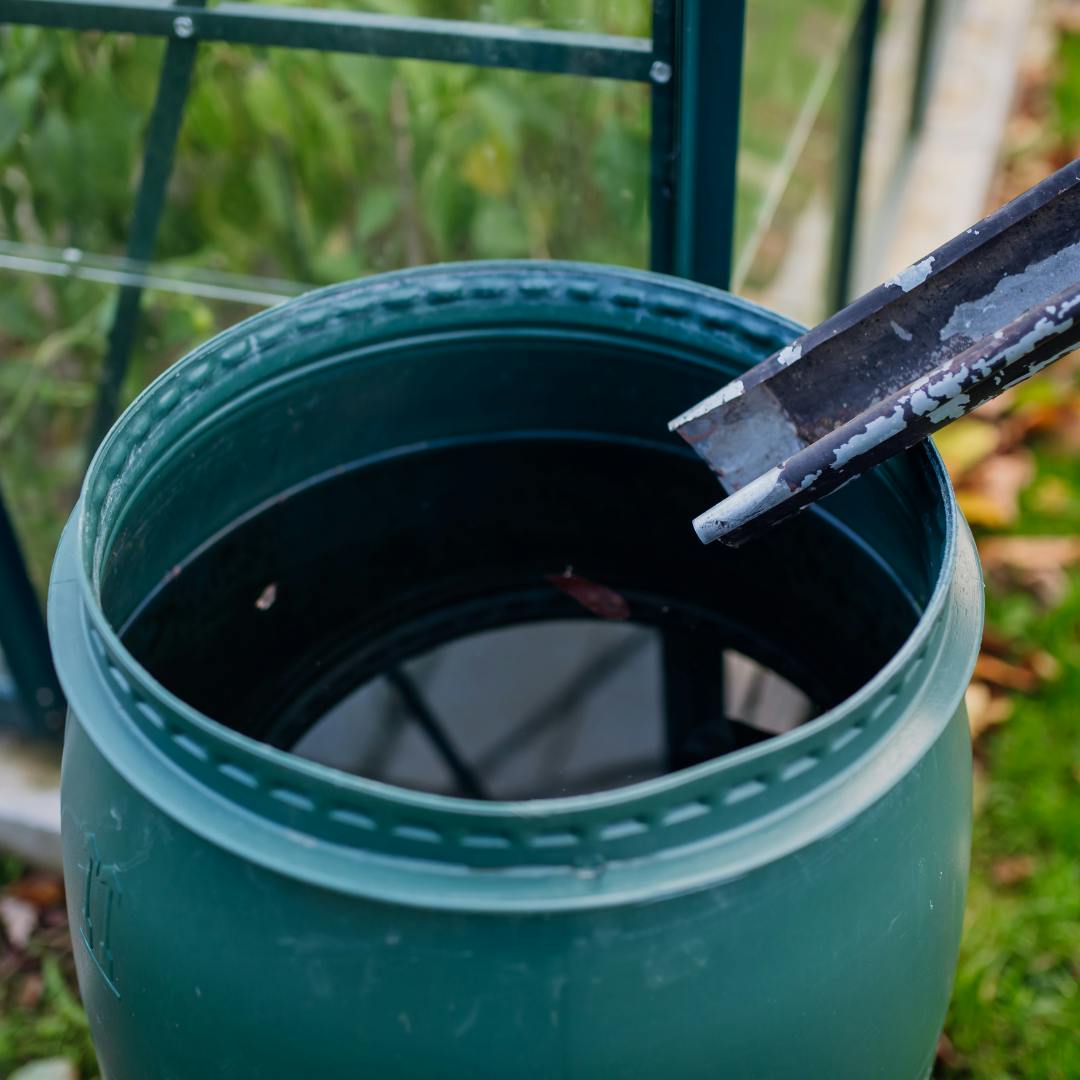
[
  {"left": 828, "top": 0, "right": 880, "bottom": 312},
  {"left": 669, "top": 0, "right": 746, "bottom": 289},
  {"left": 0, "top": 487, "right": 65, "bottom": 738},
  {"left": 648, "top": 0, "right": 677, "bottom": 275},
  {"left": 86, "top": 2, "right": 205, "bottom": 453},
  {"left": 909, "top": 0, "right": 942, "bottom": 137}
]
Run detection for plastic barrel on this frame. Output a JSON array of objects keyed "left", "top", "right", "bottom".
[{"left": 49, "top": 262, "right": 982, "bottom": 1079}]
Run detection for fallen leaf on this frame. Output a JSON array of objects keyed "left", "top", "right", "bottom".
[
  {"left": 980, "top": 624, "right": 1017, "bottom": 655},
  {"left": 1029, "top": 649, "right": 1062, "bottom": 682},
  {"left": 980, "top": 536, "right": 1080, "bottom": 569},
  {"left": 7, "top": 874, "right": 64, "bottom": 910},
  {"left": 970, "top": 387, "right": 1019, "bottom": 420},
  {"left": 955, "top": 450, "right": 1034, "bottom": 528},
  {"left": 973, "top": 653, "right": 1039, "bottom": 692},
  {"left": 17, "top": 972, "right": 44, "bottom": 1009},
  {"left": 979, "top": 535, "right": 1080, "bottom": 606},
  {"left": 934, "top": 418, "right": 1000, "bottom": 479},
  {"left": 1047, "top": 403, "right": 1080, "bottom": 454},
  {"left": 957, "top": 491, "right": 1013, "bottom": 529},
  {"left": 255, "top": 582, "right": 278, "bottom": 611},
  {"left": 1054, "top": 0, "right": 1080, "bottom": 35},
  {"left": 935, "top": 1031, "right": 964, "bottom": 1071},
  {"left": 546, "top": 569, "right": 630, "bottom": 620},
  {"left": 1000, "top": 401, "right": 1073, "bottom": 444},
  {"left": 1029, "top": 475, "right": 1072, "bottom": 514},
  {"left": 0, "top": 896, "right": 38, "bottom": 949},
  {"left": 992, "top": 854, "right": 1037, "bottom": 886},
  {"left": 965, "top": 681, "right": 1013, "bottom": 741}
]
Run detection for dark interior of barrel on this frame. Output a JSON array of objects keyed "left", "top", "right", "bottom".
[{"left": 114, "top": 434, "right": 921, "bottom": 801}]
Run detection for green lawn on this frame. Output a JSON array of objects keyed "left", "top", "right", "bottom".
[
  {"left": 930, "top": 26, "right": 1080, "bottom": 1075},
  {"left": 934, "top": 424, "right": 1080, "bottom": 1078}
]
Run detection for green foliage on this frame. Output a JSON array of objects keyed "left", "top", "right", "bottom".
[
  {"left": 1054, "top": 32, "right": 1080, "bottom": 146},
  {"left": 941, "top": 571, "right": 1080, "bottom": 1079},
  {"left": 0, "top": 4, "right": 651, "bottom": 589},
  {"left": 0, "top": 953, "right": 99, "bottom": 1079}
]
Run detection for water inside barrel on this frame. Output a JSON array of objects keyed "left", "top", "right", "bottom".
[{"left": 119, "top": 437, "right": 919, "bottom": 799}]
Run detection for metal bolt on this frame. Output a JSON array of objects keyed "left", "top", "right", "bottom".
[
  {"left": 173, "top": 14, "right": 195, "bottom": 38},
  {"left": 650, "top": 60, "right": 672, "bottom": 85}
]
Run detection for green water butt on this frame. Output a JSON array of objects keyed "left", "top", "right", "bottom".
[{"left": 50, "top": 262, "right": 981, "bottom": 1079}]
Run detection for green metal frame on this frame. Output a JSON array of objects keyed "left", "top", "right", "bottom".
[{"left": 0, "top": 0, "right": 933, "bottom": 737}]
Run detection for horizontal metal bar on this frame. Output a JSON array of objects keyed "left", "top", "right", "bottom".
[
  {"left": 2, "top": 0, "right": 654, "bottom": 81},
  {"left": 0, "top": 240, "right": 307, "bottom": 306}
]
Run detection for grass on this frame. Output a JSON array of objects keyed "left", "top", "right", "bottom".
[
  {"left": 941, "top": 599, "right": 1080, "bottom": 1077},
  {"left": 930, "top": 23, "right": 1080, "bottom": 1072},
  {"left": 0, "top": 857, "right": 98, "bottom": 1079},
  {"left": 935, "top": 436, "right": 1080, "bottom": 1078}
]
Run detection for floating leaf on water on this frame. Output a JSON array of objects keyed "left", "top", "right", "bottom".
[
  {"left": 255, "top": 582, "right": 278, "bottom": 612},
  {"left": 546, "top": 568, "right": 631, "bottom": 621}
]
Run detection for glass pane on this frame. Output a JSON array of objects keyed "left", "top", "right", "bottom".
[
  {"left": 158, "top": 48, "right": 650, "bottom": 282},
  {"left": 216, "top": 0, "right": 652, "bottom": 35},
  {"left": 0, "top": 28, "right": 164, "bottom": 261},
  {"left": 0, "top": 260, "right": 262, "bottom": 591},
  {"left": 0, "top": 23, "right": 650, "bottom": 588},
  {"left": 735, "top": 0, "right": 863, "bottom": 320}
]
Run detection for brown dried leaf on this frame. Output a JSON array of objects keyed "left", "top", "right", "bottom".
[
  {"left": 971, "top": 386, "right": 1020, "bottom": 420},
  {"left": 17, "top": 972, "right": 44, "bottom": 1009},
  {"left": 936, "top": 1031, "right": 965, "bottom": 1071},
  {"left": 934, "top": 419, "right": 1001, "bottom": 479},
  {"left": 955, "top": 451, "right": 1034, "bottom": 528},
  {"left": 980, "top": 624, "right": 1018, "bottom": 656},
  {"left": 0, "top": 896, "right": 38, "bottom": 950},
  {"left": 547, "top": 569, "right": 630, "bottom": 621},
  {"left": 957, "top": 492, "right": 1013, "bottom": 529},
  {"left": 7, "top": 874, "right": 64, "bottom": 911},
  {"left": 998, "top": 402, "right": 1072, "bottom": 445},
  {"left": 1047, "top": 403, "right": 1080, "bottom": 454},
  {"left": 1054, "top": 0, "right": 1080, "bottom": 35},
  {"left": 966, "top": 681, "right": 1013, "bottom": 741},
  {"left": 972, "top": 653, "right": 1039, "bottom": 693},
  {"left": 979, "top": 535, "right": 1080, "bottom": 570},
  {"left": 992, "top": 854, "right": 1037, "bottom": 887},
  {"left": 1029, "top": 649, "right": 1062, "bottom": 682}
]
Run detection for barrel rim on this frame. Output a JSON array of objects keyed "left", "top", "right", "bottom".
[{"left": 50, "top": 260, "right": 981, "bottom": 902}]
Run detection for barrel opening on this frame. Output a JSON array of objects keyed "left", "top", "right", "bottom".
[
  {"left": 89, "top": 281, "right": 946, "bottom": 802},
  {"left": 110, "top": 432, "right": 926, "bottom": 801}
]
